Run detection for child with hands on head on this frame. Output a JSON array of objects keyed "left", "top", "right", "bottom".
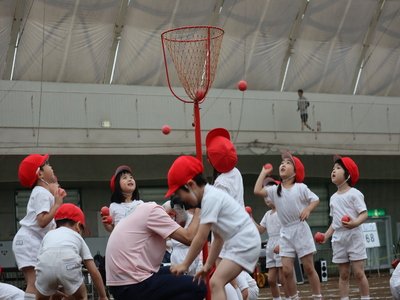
[
  {"left": 316, "top": 156, "right": 370, "bottom": 300},
  {"left": 12, "top": 154, "right": 66, "bottom": 300},
  {"left": 167, "top": 156, "right": 260, "bottom": 300},
  {"left": 35, "top": 203, "right": 108, "bottom": 300},
  {"left": 102, "top": 165, "right": 144, "bottom": 232},
  {"left": 254, "top": 152, "right": 322, "bottom": 300}
]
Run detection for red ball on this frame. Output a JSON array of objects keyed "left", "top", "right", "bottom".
[
  {"left": 195, "top": 89, "right": 206, "bottom": 101},
  {"left": 245, "top": 206, "right": 252, "bottom": 215},
  {"left": 237, "top": 80, "right": 247, "bottom": 91},
  {"left": 263, "top": 163, "right": 273, "bottom": 170},
  {"left": 100, "top": 206, "right": 109, "bottom": 216},
  {"left": 105, "top": 215, "right": 113, "bottom": 224},
  {"left": 162, "top": 125, "right": 171, "bottom": 135},
  {"left": 341, "top": 215, "right": 351, "bottom": 222},
  {"left": 314, "top": 232, "right": 325, "bottom": 243}
]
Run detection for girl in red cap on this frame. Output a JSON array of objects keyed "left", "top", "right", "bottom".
[
  {"left": 316, "top": 156, "right": 370, "bottom": 300},
  {"left": 102, "top": 165, "right": 144, "bottom": 232},
  {"left": 254, "top": 152, "right": 322, "bottom": 300},
  {"left": 167, "top": 155, "right": 260, "bottom": 300},
  {"left": 35, "top": 203, "right": 108, "bottom": 300},
  {"left": 12, "top": 154, "right": 67, "bottom": 300}
]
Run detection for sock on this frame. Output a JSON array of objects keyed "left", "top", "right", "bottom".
[
  {"left": 24, "top": 293, "right": 36, "bottom": 300},
  {"left": 340, "top": 298, "right": 349, "bottom": 300},
  {"left": 360, "top": 297, "right": 370, "bottom": 300},
  {"left": 273, "top": 297, "right": 282, "bottom": 300},
  {"left": 312, "top": 294, "right": 323, "bottom": 300},
  {"left": 290, "top": 294, "right": 299, "bottom": 300}
]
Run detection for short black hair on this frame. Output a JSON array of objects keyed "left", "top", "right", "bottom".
[
  {"left": 110, "top": 170, "right": 140, "bottom": 203},
  {"left": 298, "top": 89, "right": 303, "bottom": 93},
  {"left": 56, "top": 219, "right": 77, "bottom": 228},
  {"left": 177, "top": 173, "right": 207, "bottom": 193}
]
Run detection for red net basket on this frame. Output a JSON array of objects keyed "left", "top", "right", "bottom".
[{"left": 161, "top": 26, "right": 224, "bottom": 103}]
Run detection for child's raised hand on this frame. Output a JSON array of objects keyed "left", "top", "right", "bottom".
[
  {"left": 54, "top": 188, "right": 67, "bottom": 205},
  {"left": 262, "top": 163, "right": 273, "bottom": 175},
  {"left": 170, "top": 263, "right": 188, "bottom": 276}
]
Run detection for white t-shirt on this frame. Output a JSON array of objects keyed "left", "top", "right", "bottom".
[
  {"left": 19, "top": 186, "right": 56, "bottom": 239},
  {"left": 201, "top": 184, "right": 253, "bottom": 240},
  {"left": 390, "top": 263, "right": 400, "bottom": 298},
  {"left": 110, "top": 200, "right": 144, "bottom": 225},
  {"left": 0, "top": 283, "right": 24, "bottom": 300},
  {"left": 236, "top": 271, "right": 259, "bottom": 300},
  {"left": 265, "top": 183, "right": 319, "bottom": 226},
  {"left": 260, "top": 210, "right": 281, "bottom": 238},
  {"left": 39, "top": 226, "right": 92, "bottom": 261},
  {"left": 214, "top": 167, "right": 244, "bottom": 207},
  {"left": 329, "top": 188, "right": 367, "bottom": 231}
]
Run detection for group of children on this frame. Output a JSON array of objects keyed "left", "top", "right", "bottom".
[{"left": 4, "top": 127, "right": 397, "bottom": 299}]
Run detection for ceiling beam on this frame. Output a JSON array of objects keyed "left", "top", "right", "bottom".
[
  {"left": 279, "top": 0, "right": 310, "bottom": 91},
  {"left": 351, "top": 0, "right": 386, "bottom": 94},
  {"left": 2, "top": 0, "right": 26, "bottom": 80},
  {"left": 102, "top": 0, "right": 130, "bottom": 84}
]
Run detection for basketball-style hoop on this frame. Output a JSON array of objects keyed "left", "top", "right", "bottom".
[
  {"left": 161, "top": 25, "right": 224, "bottom": 161},
  {"left": 161, "top": 26, "right": 224, "bottom": 300}
]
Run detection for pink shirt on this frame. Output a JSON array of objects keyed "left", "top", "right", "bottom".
[{"left": 106, "top": 202, "right": 180, "bottom": 286}]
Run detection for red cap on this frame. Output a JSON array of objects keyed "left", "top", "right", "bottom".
[
  {"left": 282, "top": 152, "right": 305, "bottom": 183},
  {"left": 55, "top": 203, "right": 85, "bottom": 227},
  {"left": 165, "top": 156, "right": 204, "bottom": 198},
  {"left": 18, "top": 154, "right": 49, "bottom": 188},
  {"left": 110, "top": 165, "right": 132, "bottom": 192},
  {"left": 206, "top": 128, "right": 237, "bottom": 173},
  {"left": 334, "top": 155, "right": 359, "bottom": 186}
]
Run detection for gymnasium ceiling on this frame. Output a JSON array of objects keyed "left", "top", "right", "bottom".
[{"left": 1, "top": 0, "right": 400, "bottom": 97}]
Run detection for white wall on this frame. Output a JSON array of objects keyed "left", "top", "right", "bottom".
[{"left": 0, "top": 80, "right": 399, "bottom": 155}]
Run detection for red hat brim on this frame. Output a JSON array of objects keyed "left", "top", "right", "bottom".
[{"left": 206, "top": 128, "right": 231, "bottom": 148}]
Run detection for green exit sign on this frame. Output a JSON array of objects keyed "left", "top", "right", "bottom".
[{"left": 368, "top": 209, "right": 386, "bottom": 218}]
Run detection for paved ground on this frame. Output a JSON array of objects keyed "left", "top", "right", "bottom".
[{"left": 257, "top": 271, "right": 393, "bottom": 299}]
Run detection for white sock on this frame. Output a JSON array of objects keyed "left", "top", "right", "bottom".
[
  {"left": 312, "top": 294, "right": 323, "bottom": 300},
  {"left": 360, "top": 297, "right": 370, "bottom": 300},
  {"left": 273, "top": 297, "right": 282, "bottom": 300},
  {"left": 24, "top": 293, "right": 36, "bottom": 300},
  {"left": 340, "top": 297, "right": 350, "bottom": 300},
  {"left": 290, "top": 294, "right": 299, "bottom": 300}
]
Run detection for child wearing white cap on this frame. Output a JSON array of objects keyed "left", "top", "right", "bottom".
[
  {"left": 102, "top": 165, "right": 144, "bottom": 231},
  {"left": 35, "top": 203, "right": 108, "bottom": 300},
  {"left": 254, "top": 152, "right": 322, "bottom": 300},
  {"left": 12, "top": 154, "right": 66, "bottom": 300},
  {"left": 167, "top": 156, "right": 260, "bottom": 300},
  {"left": 316, "top": 156, "right": 370, "bottom": 300}
]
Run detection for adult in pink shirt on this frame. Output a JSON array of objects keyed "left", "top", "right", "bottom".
[{"left": 105, "top": 201, "right": 206, "bottom": 300}]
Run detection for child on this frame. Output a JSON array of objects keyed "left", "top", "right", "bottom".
[
  {"left": 167, "top": 156, "right": 260, "bottom": 300},
  {"left": 35, "top": 203, "right": 108, "bottom": 299},
  {"left": 206, "top": 128, "right": 244, "bottom": 207},
  {"left": 254, "top": 152, "right": 322, "bottom": 300},
  {"left": 254, "top": 177, "right": 288, "bottom": 300},
  {"left": 102, "top": 165, "right": 144, "bottom": 232},
  {"left": 317, "top": 156, "right": 370, "bottom": 300},
  {"left": 236, "top": 271, "right": 259, "bottom": 300},
  {"left": 12, "top": 154, "right": 66, "bottom": 300}
]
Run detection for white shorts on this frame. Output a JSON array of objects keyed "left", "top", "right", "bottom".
[
  {"left": 35, "top": 249, "right": 84, "bottom": 296},
  {"left": 279, "top": 221, "right": 316, "bottom": 259},
  {"left": 219, "top": 224, "right": 261, "bottom": 272},
  {"left": 265, "top": 236, "right": 282, "bottom": 268},
  {"left": 331, "top": 229, "right": 367, "bottom": 264},
  {"left": 12, "top": 228, "right": 42, "bottom": 269}
]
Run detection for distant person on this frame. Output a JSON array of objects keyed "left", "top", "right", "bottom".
[{"left": 297, "top": 89, "right": 314, "bottom": 131}]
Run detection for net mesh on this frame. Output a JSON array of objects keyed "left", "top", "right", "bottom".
[{"left": 161, "top": 26, "right": 224, "bottom": 103}]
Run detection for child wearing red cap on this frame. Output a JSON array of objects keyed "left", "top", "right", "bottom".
[
  {"left": 12, "top": 154, "right": 66, "bottom": 300},
  {"left": 316, "top": 156, "right": 370, "bottom": 300},
  {"left": 102, "top": 165, "right": 144, "bottom": 232},
  {"left": 35, "top": 203, "right": 108, "bottom": 300},
  {"left": 206, "top": 128, "right": 244, "bottom": 207},
  {"left": 254, "top": 152, "right": 322, "bottom": 300},
  {"left": 167, "top": 156, "right": 260, "bottom": 300},
  {"left": 254, "top": 178, "right": 290, "bottom": 300}
]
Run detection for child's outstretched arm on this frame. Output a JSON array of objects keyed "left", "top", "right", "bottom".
[
  {"left": 84, "top": 259, "right": 108, "bottom": 300},
  {"left": 342, "top": 210, "right": 368, "bottom": 229},
  {"left": 300, "top": 199, "right": 320, "bottom": 221},
  {"left": 37, "top": 187, "right": 66, "bottom": 228},
  {"left": 254, "top": 166, "right": 273, "bottom": 197}
]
